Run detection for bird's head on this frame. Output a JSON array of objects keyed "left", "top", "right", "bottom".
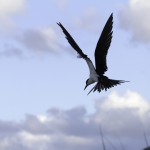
[{"left": 84, "top": 79, "right": 93, "bottom": 90}]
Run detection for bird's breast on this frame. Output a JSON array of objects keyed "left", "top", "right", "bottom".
[{"left": 90, "top": 73, "right": 99, "bottom": 82}]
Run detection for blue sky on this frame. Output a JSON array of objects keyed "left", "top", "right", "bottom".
[{"left": 0, "top": 0, "right": 150, "bottom": 149}]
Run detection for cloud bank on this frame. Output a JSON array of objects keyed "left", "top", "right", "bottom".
[
  {"left": 0, "top": 0, "right": 62, "bottom": 57},
  {"left": 0, "top": 26, "right": 62, "bottom": 57},
  {"left": 119, "top": 0, "right": 150, "bottom": 43},
  {"left": 0, "top": 91, "right": 150, "bottom": 150},
  {"left": 17, "top": 27, "right": 61, "bottom": 54}
]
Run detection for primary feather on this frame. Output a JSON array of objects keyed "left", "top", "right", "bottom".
[
  {"left": 95, "top": 13, "right": 113, "bottom": 75},
  {"left": 57, "top": 22, "right": 87, "bottom": 59}
]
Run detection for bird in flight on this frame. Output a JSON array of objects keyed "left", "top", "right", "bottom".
[{"left": 57, "top": 13, "right": 128, "bottom": 94}]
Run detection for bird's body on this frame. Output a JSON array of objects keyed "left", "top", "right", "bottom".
[
  {"left": 85, "top": 57, "right": 99, "bottom": 82},
  {"left": 57, "top": 13, "right": 128, "bottom": 94}
]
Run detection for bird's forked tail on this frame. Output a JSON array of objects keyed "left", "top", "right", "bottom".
[{"left": 88, "top": 76, "right": 129, "bottom": 95}]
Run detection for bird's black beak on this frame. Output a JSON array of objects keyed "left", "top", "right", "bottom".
[{"left": 84, "top": 84, "right": 88, "bottom": 90}]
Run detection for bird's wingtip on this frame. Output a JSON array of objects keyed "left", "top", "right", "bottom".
[
  {"left": 57, "top": 22, "right": 61, "bottom": 26},
  {"left": 120, "top": 80, "right": 130, "bottom": 83},
  {"left": 110, "top": 13, "right": 113, "bottom": 17}
]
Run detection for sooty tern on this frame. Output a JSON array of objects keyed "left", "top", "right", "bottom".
[{"left": 57, "top": 13, "right": 128, "bottom": 94}]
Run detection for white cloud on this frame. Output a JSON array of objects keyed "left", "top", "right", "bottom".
[
  {"left": 0, "top": 0, "right": 26, "bottom": 30},
  {"left": 0, "top": 25, "right": 73, "bottom": 57},
  {"left": 94, "top": 91, "right": 150, "bottom": 141},
  {"left": 0, "top": 26, "right": 64, "bottom": 57},
  {"left": 0, "top": 91, "right": 149, "bottom": 150},
  {"left": 119, "top": 0, "right": 150, "bottom": 43},
  {"left": 15, "top": 26, "right": 62, "bottom": 54},
  {"left": 99, "top": 91, "right": 149, "bottom": 117}
]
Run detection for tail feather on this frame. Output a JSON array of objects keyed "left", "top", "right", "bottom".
[{"left": 88, "top": 77, "right": 129, "bottom": 95}]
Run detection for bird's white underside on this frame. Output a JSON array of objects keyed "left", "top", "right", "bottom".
[{"left": 85, "top": 58, "right": 99, "bottom": 82}]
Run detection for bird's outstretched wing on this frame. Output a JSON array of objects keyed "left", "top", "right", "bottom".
[
  {"left": 95, "top": 13, "right": 113, "bottom": 75},
  {"left": 58, "top": 22, "right": 98, "bottom": 77},
  {"left": 57, "top": 22, "right": 87, "bottom": 58}
]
